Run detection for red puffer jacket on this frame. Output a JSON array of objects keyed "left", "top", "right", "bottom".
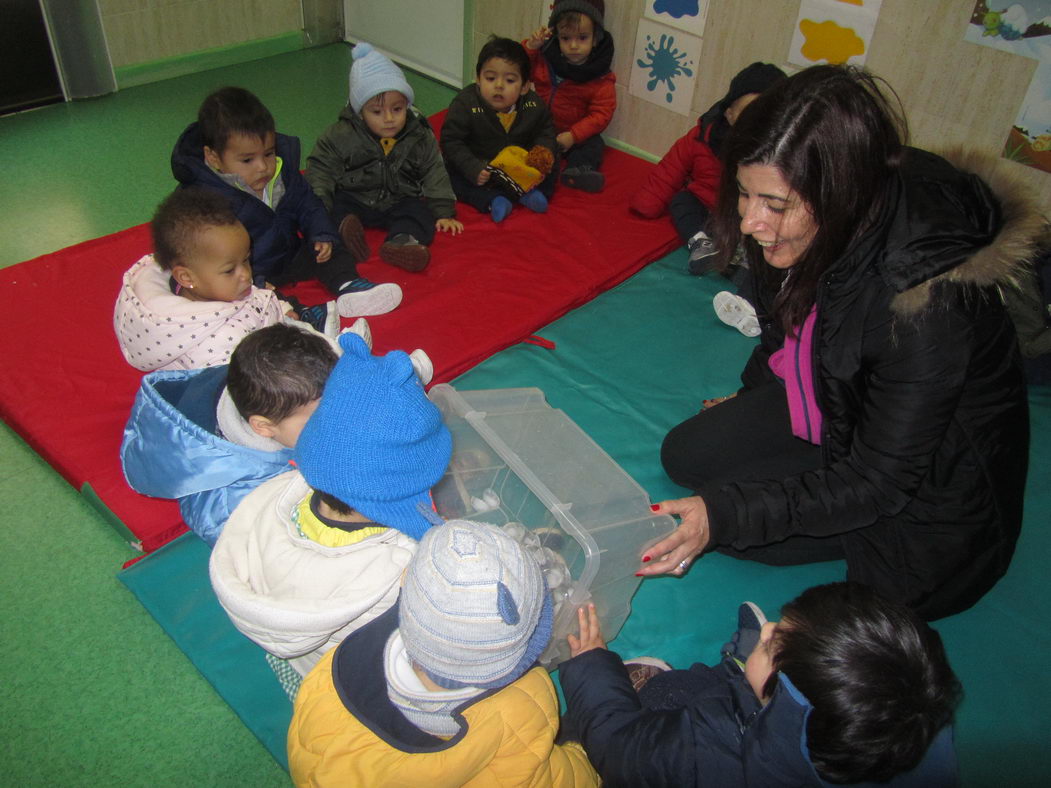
[
  {"left": 526, "top": 46, "right": 616, "bottom": 145},
  {"left": 629, "top": 120, "right": 722, "bottom": 218}
]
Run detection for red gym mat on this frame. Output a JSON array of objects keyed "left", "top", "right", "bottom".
[{"left": 0, "top": 130, "right": 677, "bottom": 553}]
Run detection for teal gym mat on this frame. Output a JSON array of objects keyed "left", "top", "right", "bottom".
[{"left": 119, "top": 249, "right": 1051, "bottom": 784}]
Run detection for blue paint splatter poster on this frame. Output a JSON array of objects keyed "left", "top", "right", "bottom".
[
  {"left": 629, "top": 17, "right": 702, "bottom": 116},
  {"left": 644, "top": 0, "right": 710, "bottom": 38}
]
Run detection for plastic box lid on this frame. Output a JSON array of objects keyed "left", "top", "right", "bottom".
[{"left": 428, "top": 384, "right": 676, "bottom": 668}]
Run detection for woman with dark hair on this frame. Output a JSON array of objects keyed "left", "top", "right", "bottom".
[{"left": 641, "top": 65, "right": 1040, "bottom": 620}]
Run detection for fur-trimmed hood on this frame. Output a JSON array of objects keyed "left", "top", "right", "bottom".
[{"left": 883, "top": 148, "right": 1046, "bottom": 316}]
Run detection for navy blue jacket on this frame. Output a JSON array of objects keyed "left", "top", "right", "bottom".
[
  {"left": 171, "top": 123, "right": 339, "bottom": 284},
  {"left": 559, "top": 647, "right": 958, "bottom": 787}
]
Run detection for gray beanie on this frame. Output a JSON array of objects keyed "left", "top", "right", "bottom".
[
  {"left": 349, "top": 42, "right": 415, "bottom": 114},
  {"left": 399, "top": 520, "right": 553, "bottom": 689}
]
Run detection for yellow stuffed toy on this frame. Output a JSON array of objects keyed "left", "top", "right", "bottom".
[{"left": 487, "top": 145, "right": 554, "bottom": 196}]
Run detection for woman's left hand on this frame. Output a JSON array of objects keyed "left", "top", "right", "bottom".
[{"left": 637, "top": 496, "right": 711, "bottom": 577}]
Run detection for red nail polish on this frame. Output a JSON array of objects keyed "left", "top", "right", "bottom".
[
  {"left": 642, "top": 555, "right": 651, "bottom": 562},
  {"left": 635, "top": 572, "right": 644, "bottom": 577},
  {"left": 650, "top": 504, "right": 660, "bottom": 512}
]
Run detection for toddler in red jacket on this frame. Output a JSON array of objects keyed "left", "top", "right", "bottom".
[
  {"left": 525, "top": 0, "right": 616, "bottom": 193},
  {"left": 631, "top": 63, "right": 785, "bottom": 274}
]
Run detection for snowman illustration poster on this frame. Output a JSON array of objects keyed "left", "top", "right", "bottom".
[
  {"left": 629, "top": 18, "right": 702, "bottom": 116},
  {"left": 964, "top": 1, "right": 1051, "bottom": 172}
]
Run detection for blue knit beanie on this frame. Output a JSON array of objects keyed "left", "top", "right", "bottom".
[
  {"left": 399, "top": 520, "right": 553, "bottom": 689},
  {"left": 349, "top": 42, "right": 415, "bottom": 114},
  {"left": 294, "top": 332, "right": 451, "bottom": 540}
]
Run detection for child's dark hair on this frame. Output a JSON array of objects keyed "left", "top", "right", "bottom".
[
  {"left": 315, "top": 490, "right": 354, "bottom": 517},
  {"left": 475, "top": 36, "right": 530, "bottom": 83},
  {"left": 226, "top": 324, "right": 338, "bottom": 423},
  {"left": 151, "top": 187, "right": 240, "bottom": 271},
  {"left": 197, "top": 86, "right": 275, "bottom": 154},
  {"left": 764, "top": 582, "right": 961, "bottom": 784}
]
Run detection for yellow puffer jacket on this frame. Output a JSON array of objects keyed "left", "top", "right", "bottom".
[{"left": 288, "top": 640, "right": 599, "bottom": 787}]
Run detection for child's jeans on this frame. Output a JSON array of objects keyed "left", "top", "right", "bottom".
[
  {"left": 267, "top": 241, "right": 360, "bottom": 294},
  {"left": 332, "top": 193, "right": 436, "bottom": 246},
  {"left": 446, "top": 162, "right": 557, "bottom": 214}
]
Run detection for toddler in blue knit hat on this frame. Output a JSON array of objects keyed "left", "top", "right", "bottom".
[
  {"left": 209, "top": 331, "right": 451, "bottom": 691},
  {"left": 288, "top": 519, "right": 600, "bottom": 786},
  {"left": 305, "top": 42, "right": 462, "bottom": 274}
]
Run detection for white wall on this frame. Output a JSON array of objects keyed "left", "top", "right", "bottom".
[{"left": 344, "top": 0, "right": 465, "bottom": 87}]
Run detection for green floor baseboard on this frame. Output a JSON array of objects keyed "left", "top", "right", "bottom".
[{"left": 115, "top": 31, "right": 307, "bottom": 90}]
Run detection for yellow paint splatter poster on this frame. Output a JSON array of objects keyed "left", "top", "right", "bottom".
[{"left": 788, "top": 0, "right": 884, "bottom": 68}]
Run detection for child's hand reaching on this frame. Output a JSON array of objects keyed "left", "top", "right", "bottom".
[
  {"left": 436, "top": 218, "right": 464, "bottom": 235},
  {"left": 476, "top": 168, "right": 491, "bottom": 186},
  {"left": 314, "top": 240, "right": 332, "bottom": 263},
  {"left": 567, "top": 603, "right": 606, "bottom": 657},
  {"left": 526, "top": 26, "right": 552, "bottom": 50}
]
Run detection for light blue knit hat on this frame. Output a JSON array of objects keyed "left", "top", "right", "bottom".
[
  {"left": 349, "top": 42, "right": 415, "bottom": 113},
  {"left": 294, "top": 332, "right": 450, "bottom": 540},
  {"left": 399, "top": 520, "right": 553, "bottom": 689}
]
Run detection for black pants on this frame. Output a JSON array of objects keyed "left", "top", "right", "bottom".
[
  {"left": 669, "top": 190, "right": 710, "bottom": 243},
  {"left": 661, "top": 380, "right": 845, "bottom": 566},
  {"left": 268, "top": 241, "right": 359, "bottom": 294},
  {"left": 332, "top": 193, "right": 436, "bottom": 246},
  {"left": 446, "top": 161, "right": 557, "bottom": 214},
  {"left": 564, "top": 133, "right": 604, "bottom": 170}
]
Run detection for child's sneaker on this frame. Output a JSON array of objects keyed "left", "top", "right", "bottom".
[
  {"left": 721, "top": 602, "right": 768, "bottom": 667},
  {"left": 296, "top": 301, "right": 340, "bottom": 338},
  {"left": 713, "top": 291, "right": 761, "bottom": 337},
  {"left": 623, "top": 656, "right": 673, "bottom": 692},
  {"left": 336, "top": 278, "right": 402, "bottom": 318},
  {"left": 490, "top": 195, "right": 513, "bottom": 223},
  {"left": 561, "top": 165, "right": 605, "bottom": 193},
  {"left": 339, "top": 317, "right": 372, "bottom": 350},
  {"left": 338, "top": 214, "right": 370, "bottom": 262},
  {"left": 408, "top": 348, "right": 433, "bottom": 386},
  {"left": 380, "top": 233, "right": 430, "bottom": 272},
  {"left": 519, "top": 188, "right": 549, "bottom": 213},
  {"left": 687, "top": 231, "right": 719, "bottom": 276}
]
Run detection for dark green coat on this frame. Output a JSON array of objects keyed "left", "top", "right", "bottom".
[{"left": 305, "top": 107, "right": 455, "bottom": 219}]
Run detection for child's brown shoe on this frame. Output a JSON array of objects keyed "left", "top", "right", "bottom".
[
  {"left": 339, "top": 214, "right": 370, "bottom": 262},
  {"left": 380, "top": 233, "right": 430, "bottom": 272},
  {"left": 624, "top": 656, "right": 673, "bottom": 693}
]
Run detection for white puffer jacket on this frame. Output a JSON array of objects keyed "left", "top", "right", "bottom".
[
  {"left": 209, "top": 470, "right": 416, "bottom": 676},
  {"left": 113, "top": 254, "right": 285, "bottom": 371}
]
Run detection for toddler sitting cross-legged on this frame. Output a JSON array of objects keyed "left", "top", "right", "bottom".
[
  {"left": 287, "top": 518, "right": 600, "bottom": 787},
  {"left": 209, "top": 331, "right": 452, "bottom": 687}
]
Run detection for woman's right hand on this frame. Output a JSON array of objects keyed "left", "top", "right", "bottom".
[{"left": 637, "top": 496, "right": 711, "bottom": 577}]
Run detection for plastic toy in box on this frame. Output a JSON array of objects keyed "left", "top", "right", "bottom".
[{"left": 427, "top": 384, "right": 676, "bottom": 668}]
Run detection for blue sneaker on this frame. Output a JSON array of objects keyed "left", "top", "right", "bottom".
[
  {"left": 490, "top": 195, "right": 512, "bottom": 223},
  {"left": 336, "top": 278, "right": 402, "bottom": 318},
  {"left": 721, "top": 602, "right": 768, "bottom": 667},
  {"left": 296, "top": 301, "right": 339, "bottom": 338},
  {"left": 519, "top": 188, "right": 548, "bottom": 213}
]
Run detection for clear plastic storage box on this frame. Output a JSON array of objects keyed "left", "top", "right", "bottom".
[{"left": 428, "top": 384, "right": 676, "bottom": 669}]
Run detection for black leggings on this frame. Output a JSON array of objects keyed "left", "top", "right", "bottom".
[{"left": 661, "top": 380, "right": 845, "bottom": 566}]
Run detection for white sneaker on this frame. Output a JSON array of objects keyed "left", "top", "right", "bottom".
[
  {"left": 409, "top": 349, "right": 433, "bottom": 385},
  {"left": 336, "top": 281, "right": 402, "bottom": 317},
  {"left": 339, "top": 317, "right": 373, "bottom": 350},
  {"left": 713, "top": 291, "right": 761, "bottom": 337}
]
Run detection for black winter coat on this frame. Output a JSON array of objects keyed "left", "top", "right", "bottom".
[
  {"left": 440, "top": 84, "right": 558, "bottom": 183},
  {"left": 559, "top": 647, "right": 958, "bottom": 787},
  {"left": 702, "top": 149, "right": 1041, "bottom": 620}
]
